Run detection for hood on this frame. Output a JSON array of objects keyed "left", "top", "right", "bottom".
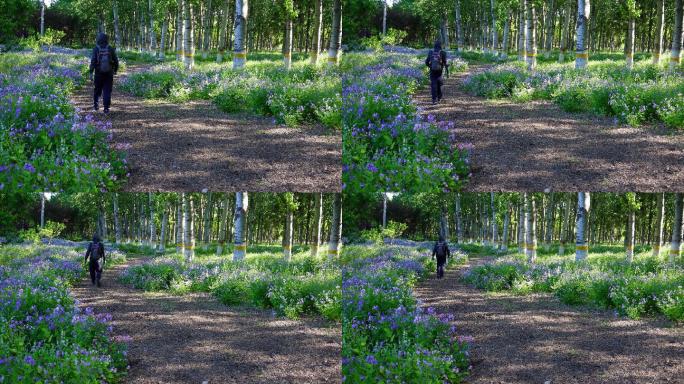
[
  {"left": 96, "top": 33, "right": 109, "bottom": 47},
  {"left": 434, "top": 40, "right": 442, "bottom": 51},
  {"left": 92, "top": 234, "right": 101, "bottom": 243}
]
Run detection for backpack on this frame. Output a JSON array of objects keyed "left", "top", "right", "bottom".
[
  {"left": 435, "top": 241, "right": 448, "bottom": 258},
  {"left": 89, "top": 242, "right": 103, "bottom": 262},
  {"left": 430, "top": 50, "right": 443, "bottom": 72},
  {"left": 97, "top": 46, "right": 113, "bottom": 73}
]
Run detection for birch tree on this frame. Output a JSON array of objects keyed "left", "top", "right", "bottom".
[
  {"left": 149, "top": 192, "right": 156, "bottom": 248},
  {"left": 543, "top": 0, "right": 555, "bottom": 58},
  {"left": 283, "top": 1, "right": 295, "bottom": 70},
  {"left": 502, "top": 202, "right": 511, "bottom": 252},
  {"left": 526, "top": 0, "right": 537, "bottom": 70},
  {"left": 653, "top": 0, "right": 665, "bottom": 64},
  {"left": 328, "top": 0, "right": 342, "bottom": 66},
  {"left": 217, "top": 0, "right": 230, "bottom": 62},
  {"left": 671, "top": 0, "right": 683, "bottom": 71},
  {"left": 575, "top": 0, "right": 590, "bottom": 69},
  {"left": 148, "top": 0, "right": 156, "bottom": 53},
  {"left": 670, "top": 193, "right": 683, "bottom": 263},
  {"left": 183, "top": 193, "right": 194, "bottom": 261},
  {"left": 176, "top": 199, "right": 183, "bottom": 253},
  {"left": 559, "top": 0, "right": 571, "bottom": 62},
  {"left": 176, "top": 2, "right": 183, "bottom": 61},
  {"left": 217, "top": 195, "right": 230, "bottom": 255},
  {"left": 233, "top": 192, "right": 248, "bottom": 261},
  {"left": 201, "top": 0, "right": 213, "bottom": 59},
  {"left": 113, "top": 1, "right": 122, "bottom": 47},
  {"left": 575, "top": 192, "right": 590, "bottom": 261},
  {"left": 328, "top": 193, "right": 342, "bottom": 259},
  {"left": 490, "top": 0, "right": 498, "bottom": 55},
  {"left": 526, "top": 194, "right": 537, "bottom": 263},
  {"left": 311, "top": 0, "right": 324, "bottom": 64},
  {"left": 653, "top": 193, "right": 665, "bottom": 257},
  {"left": 233, "top": 0, "right": 248, "bottom": 69},
  {"left": 559, "top": 194, "right": 571, "bottom": 255},
  {"left": 311, "top": 193, "right": 323, "bottom": 256},
  {"left": 282, "top": 193, "right": 295, "bottom": 261},
  {"left": 159, "top": 201, "right": 169, "bottom": 253},
  {"left": 518, "top": 0, "right": 527, "bottom": 61}
]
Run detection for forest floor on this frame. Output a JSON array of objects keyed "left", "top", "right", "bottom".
[
  {"left": 415, "top": 65, "right": 684, "bottom": 192},
  {"left": 414, "top": 256, "right": 684, "bottom": 384},
  {"left": 72, "top": 64, "right": 341, "bottom": 192},
  {"left": 71, "top": 255, "right": 341, "bottom": 384}
]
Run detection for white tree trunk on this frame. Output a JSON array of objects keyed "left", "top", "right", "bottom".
[
  {"left": 382, "top": 1, "right": 387, "bottom": 35},
  {"left": 233, "top": 0, "right": 248, "bottom": 69},
  {"left": 311, "top": 0, "right": 323, "bottom": 64},
  {"left": 149, "top": 193, "right": 156, "bottom": 248},
  {"left": 40, "top": 193, "right": 46, "bottom": 228},
  {"left": 626, "top": 18, "right": 635, "bottom": 69},
  {"left": 490, "top": 192, "right": 497, "bottom": 247},
  {"left": 41, "top": 1, "right": 45, "bottom": 36},
  {"left": 217, "top": 196, "right": 230, "bottom": 255},
  {"left": 149, "top": 0, "right": 156, "bottom": 53},
  {"left": 502, "top": 202, "right": 511, "bottom": 252},
  {"left": 201, "top": 193, "right": 213, "bottom": 250},
  {"left": 283, "top": 208, "right": 293, "bottom": 261},
  {"left": 671, "top": 0, "right": 683, "bottom": 71},
  {"left": 575, "top": 0, "right": 590, "bottom": 69},
  {"left": 653, "top": 0, "right": 664, "bottom": 64},
  {"left": 176, "top": 2, "right": 183, "bottom": 61},
  {"left": 575, "top": 192, "right": 590, "bottom": 261},
  {"left": 328, "top": 193, "right": 342, "bottom": 259},
  {"left": 626, "top": 210, "right": 635, "bottom": 262},
  {"left": 160, "top": 13, "right": 168, "bottom": 59},
  {"left": 217, "top": 0, "right": 230, "bottom": 62},
  {"left": 543, "top": 0, "right": 555, "bottom": 57},
  {"left": 670, "top": 193, "right": 683, "bottom": 263},
  {"left": 653, "top": 193, "right": 665, "bottom": 257},
  {"left": 311, "top": 193, "right": 323, "bottom": 256},
  {"left": 183, "top": 193, "right": 194, "bottom": 262},
  {"left": 526, "top": 0, "right": 537, "bottom": 70},
  {"left": 183, "top": 0, "right": 195, "bottom": 69},
  {"left": 176, "top": 200, "right": 183, "bottom": 253},
  {"left": 527, "top": 195, "right": 537, "bottom": 263},
  {"left": 233, "top": 192, "right": 248, "bottom": 261},
  {"left": 283, "top": 16, "right": 293, "bottom": 70},
  {"left": 518, "top": 201, "right": 525, "bottom": 253},
  {"left": 502, "top": 10, "right": 511, "bottom": 58},
  {"left": 382, "top": 193, "right": 388, "bottom": 228},
  {"left": 327, "top": 0, "right": 342, "bottom": 66}
]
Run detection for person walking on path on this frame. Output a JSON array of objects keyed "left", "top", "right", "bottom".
[
  {"left": 425, "top": 40, "right": 448, "bottom": 104},
  {"left": 89, "top": 32, "right": 119, "bottom": 114},
  {"left": 432, "top": 235, "right": 451, "bottom": 278},
  {"left": 84, "top": 234, "right": 106, "bottom": 287}
]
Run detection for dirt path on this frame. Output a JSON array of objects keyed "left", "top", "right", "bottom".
[
  {"left": 415, "top": 65, "right": 684, "bottom": 192},
  {"left": 414, "top": 256, "right": 684, "bottom": 384},
  {"left": 71, "top": 256, "right": 340, "bottom": 384},
  {"left": 72, "top": 64, "right": 341, "bottom": 192}
]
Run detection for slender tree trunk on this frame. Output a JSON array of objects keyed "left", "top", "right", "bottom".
[
  {"left": 671, "top": 193, "right": 683, "bottom": 263},
  {"left": 559, "top": 195, "right": 571, "bottom": 255},
  {"left": 455, "top": 193, "right": 464, "bottom": 243},
  {"left": 382, "top": 193, "right": 388, "bottom": 229},
  {"left": 328, "top": 0, "right": 342, "bottom": 66},
  {"left": 544, "top": 0, "right": 555, "bottom": 57},
  {"left": 183, "top": 0, "right": 195, "bottom": 69},
  {"left": 233, "top": 192, "right": 248, "bottom": 260},
  {"left": 626, "top": 17, "right": 635, "bottom": 69},
  {"left": 544, "top": 193, "right": 554, "bottom": 249},
  {"left": 148, "top": 0, "right": 156, "bottom": 53},
  {"left": 232, "top": 0, "right": 247, "bottom": 68},
  {"left": 113, "top": 194, "right": 121, "bottom": 243},
  {"left": 559, "top": 0, "right": 571, "bottom": 62},
  {"left": 575, "top": 192, "right": 590, "bottom": 261},
  {"left": 527, "top": 195, "right": 537, "bottom": 263},
  {"left": 202, "top": 0, "right": 213, "bottom": 59},
  {"left": 382, "top": 1, "right": 387, "bottom": 35},
  {"left": 217, "top": 0, "right": 230, "bottom": 62},
  {"left": 576, "top": 0, "right": 590, "bottom": 69},
  {"left": 311, "top": 193, "right": 323, "bottom": 256},
  {"left": 502, "top": 202, "right": 511, "bottom": 252},
  {"left": 440, "top": 207, "right": 450, "bottom": 241},
  {"left": 149, "top": 193, "right": 156, "bottom": 248},
  {"left": 490, "top": 192, "right": 497, "bottom": 247},
  {"left": 283, "top": 15, "right": 293, "bottom": 69},
  {"left": 626, "top": 210, "right": 635, "bottom": 262},
  {"left": 653, "top": 0, "right": 664, "bottom": 64},
  {"left": 202, "top": 193, "right": 213, "bottom": 250},
  {"left": 518, "top": 0, "right": 527, "bottom": 60},
  {"left": 159, "top": 202, "right": 169, "bottom": 253},
  {"left": 176, "top": 2, "right": 183, "bottom": 61},
  {"left": 183, "top": 193, "right": 194, "bottom": 261},
  {"left": 518, "top": 201, "right": 525, "bottom": 253},
  {"left": 490, "top": 0, "right": 498, "bottom": 55},
  {"left": 176, "top": 200, "right": 183, "bottom": 253},
  {"left": 40, "top": 1, "right": 45, "bottom": 36},
  {"left": 283, "top": 208, "right": 294, "bottom": 261},
  {"left": 671, "top": 0, "right": 684, "bottom": 71},
  {"left": 217, "top": 196, "right": 230, "bottom": 255},
  {"left": 455, "top": 0, "right": 464, "bottom": 51},
  {"left": 159, "top": 13, "right": 168, "bottom": 59},
  {"left": 310, "top": 0, "right": 323, "bottom": 64},
  {"left": 40, "top": 193, "right": 45, "bottom": 228},
  {"left": 327, "top": 193, "right": 342, "bottom": 259},
  {"left": 653, "top": 193, "right": 665, "bottom": 257},
  {"left": 502, "top": 10, "right": 511, "bottom": 58},
  {"left": 526, "top": 0, "right": 537, "bottom": 69},
  {"left": 113, "top": 1, "right": 122, "bottom": 47}
]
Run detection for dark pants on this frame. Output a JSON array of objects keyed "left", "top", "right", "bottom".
[
  {"left": 89, "top": 259, "right": 102, "bottom": 285},
  {"left": 436, "top": 256, "right": 447, "bottom": 278},
  {"left": 94, "top": 72, "right": 114, "bottom": 110},
  {"left": 430, "top": 70, "right": 443, "bottom": 102}
]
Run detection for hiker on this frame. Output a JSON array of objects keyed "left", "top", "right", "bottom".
[
  {"left": 432, "top": 235, "right": 450, "bottom": 279},
  {"left": 89, "top": 32, "right": 119, "bottom": 114},
  {"left": 425, "top": 40, "right": 448, "bottom": 104},
  {"left": 84, "top": 234, "right": 106, "bottom": 287}
]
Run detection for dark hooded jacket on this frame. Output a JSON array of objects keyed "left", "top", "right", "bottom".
[
  {"left": 85, "top": 234, "right": 106, "bottom": 264},
  {"left": 90, "top": 33, "right": 119, "bottom": 74},
  {"left": 425, "top": 41, "right": 448, "bottom": 72}
]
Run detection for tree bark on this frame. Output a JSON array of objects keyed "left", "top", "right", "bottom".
[
  {"left": 526, "top": 0, "right": 537, "bottom": 70},
  {"left": 327, "top": 0, "right": 342, "bottom": 66},
  {"left": 671, "top": 193, "right": 683, "bottom": 263},
  {"left": 233, "top": 0, "right": 248, "bottom": 68},
  {"left": 575, "top": 192, "right": 590, "bottom": 260},
  {"left": 327, "top": 193, "right": 342, "bottom": 259},
  {"left": 653, "top": 192, "right": 664, "bottom": 257},
  {"left": 576, "top": 0, "right": 590, "bottom": 69},
  {"left": 233, "top": 192, "right": 248, "bottom": 260},
  {"left": 310, "top": 0, "right": 323, "bottom": 64}
]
